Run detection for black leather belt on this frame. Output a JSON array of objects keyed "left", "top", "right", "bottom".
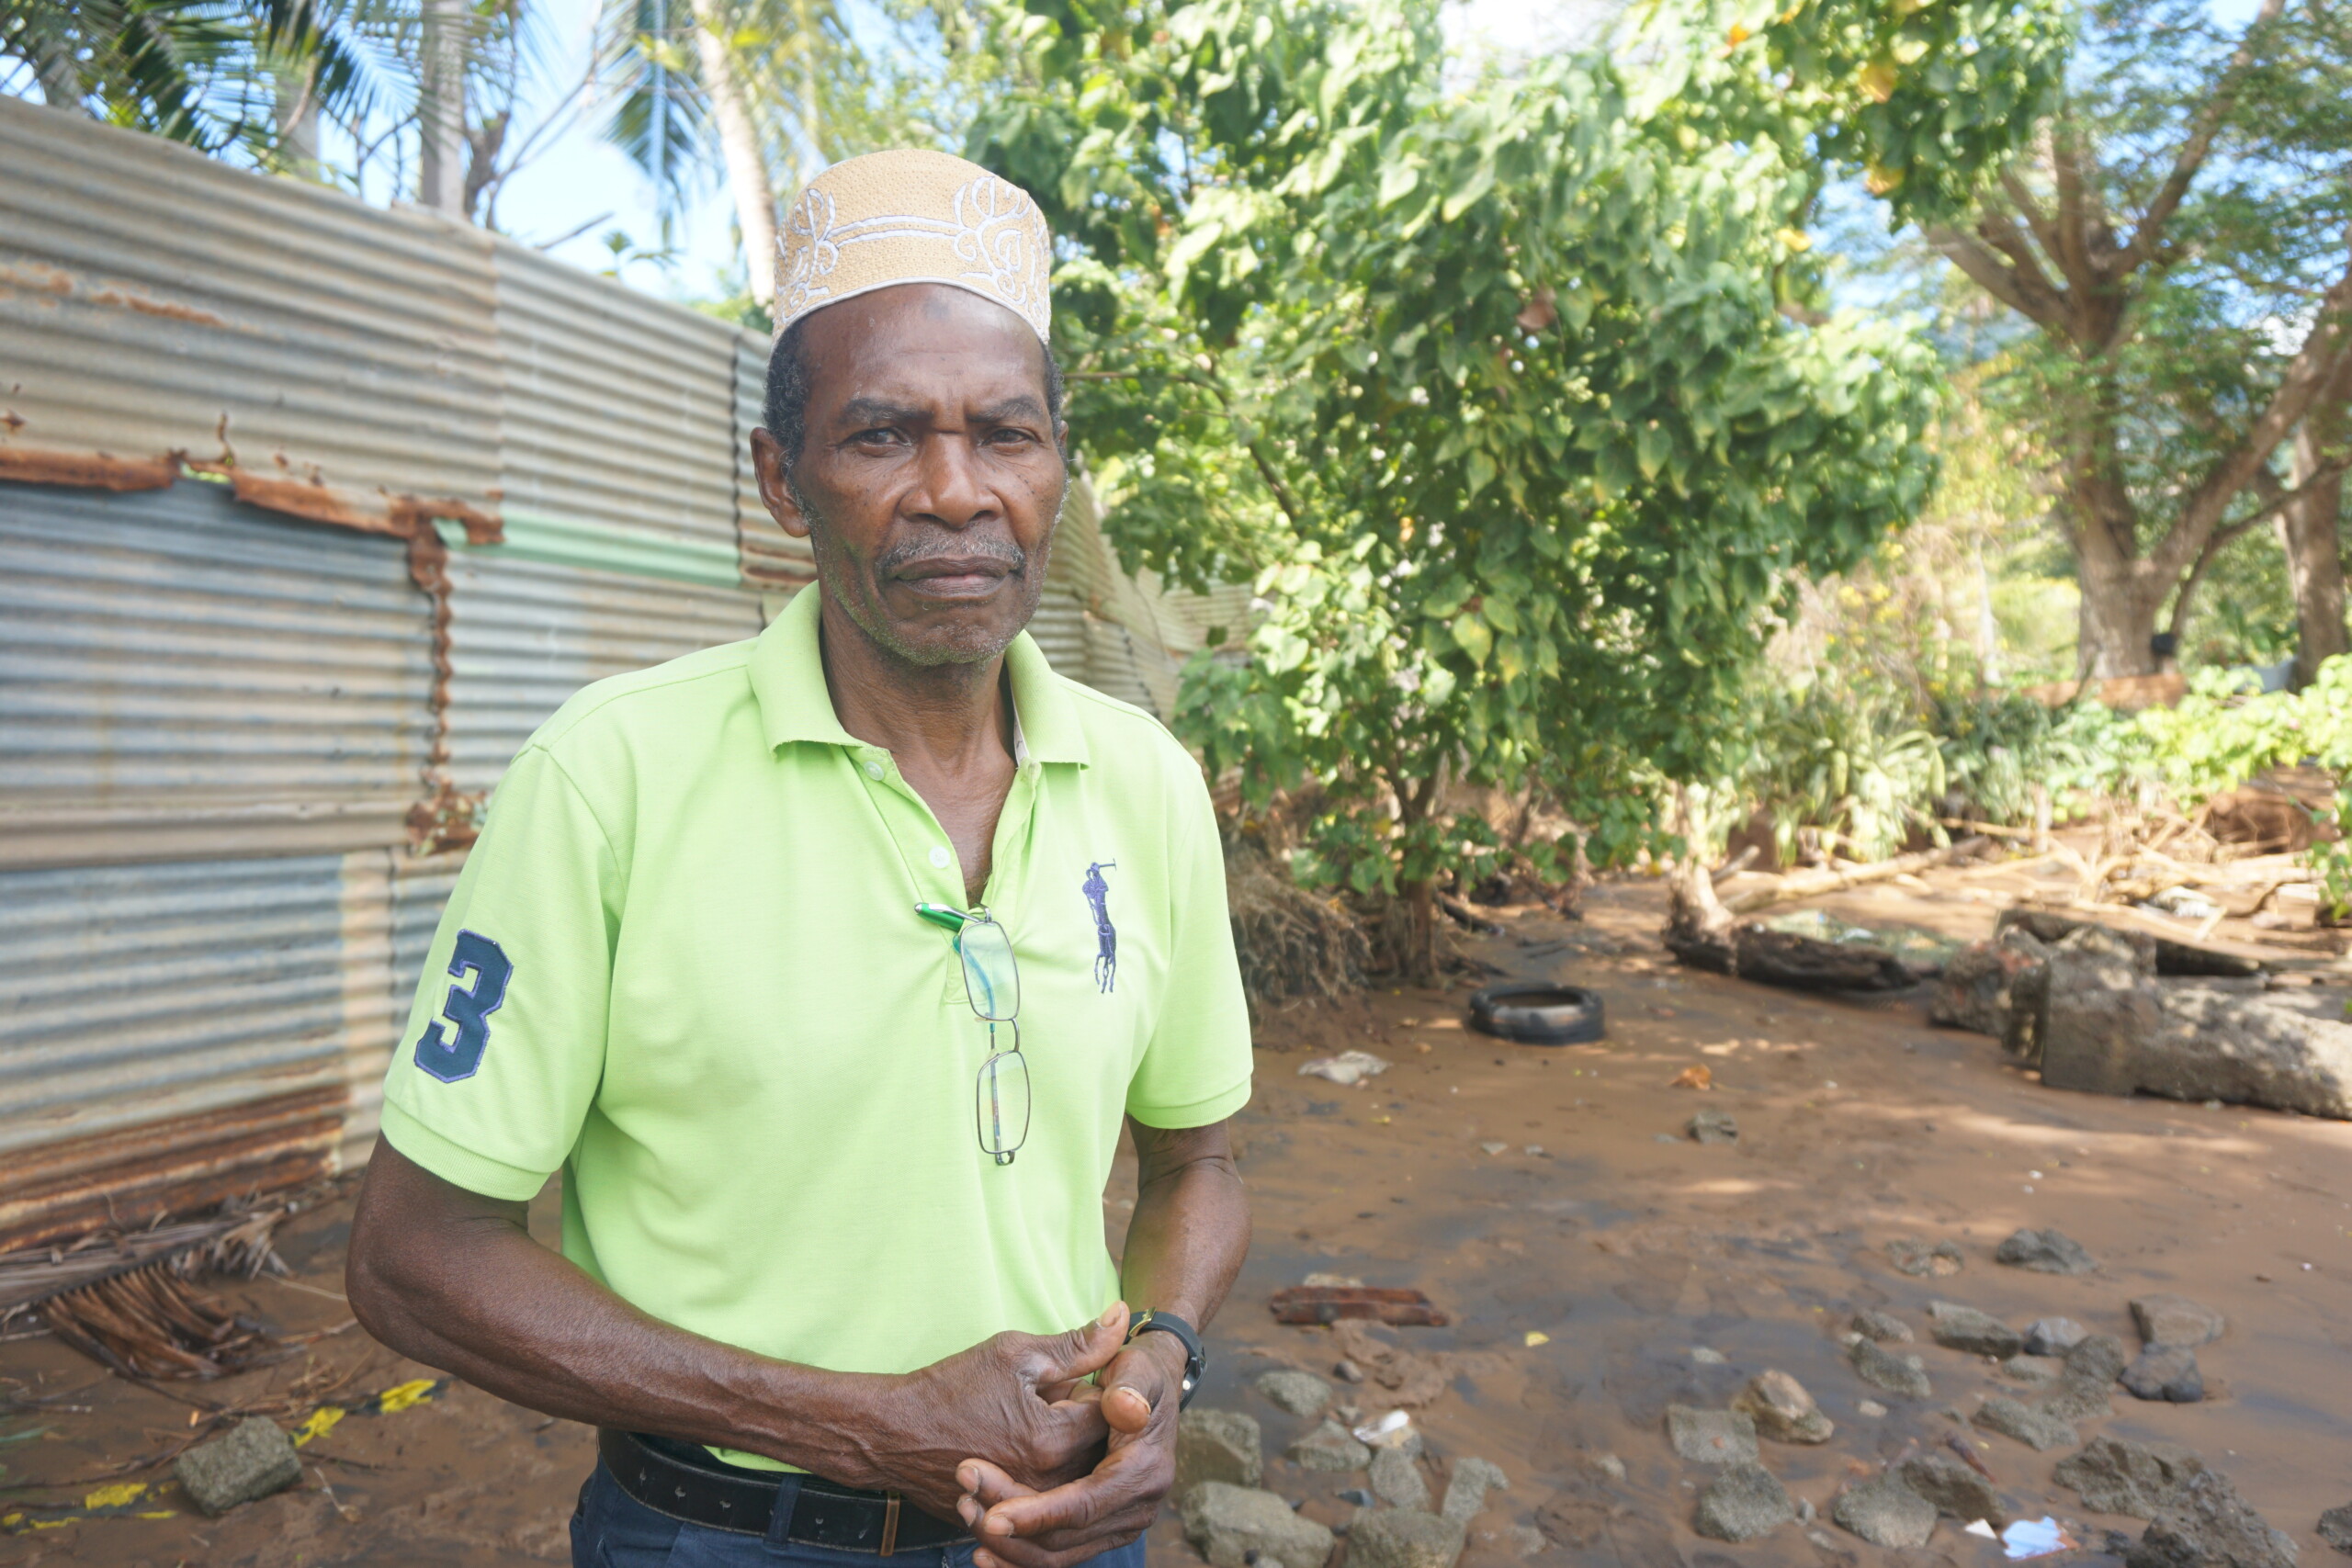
[{"left": 598, "top": 1428, "right": 972, "bottom": 1551}]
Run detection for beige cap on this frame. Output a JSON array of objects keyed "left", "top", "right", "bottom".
[{"left": 773, "top": 149, "right": 1053, "bottom": 344}]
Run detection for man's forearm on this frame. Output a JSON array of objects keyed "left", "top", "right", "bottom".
[
  {"left": 1117, "top": 1116, "right": 1250, "bottom": 1330},
  {"left": 347, "top": 1143, "right": 894, "bottom": 1480}
]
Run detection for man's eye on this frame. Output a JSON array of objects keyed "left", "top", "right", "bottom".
[{"left": 989, "top": 428, "right": 1038, "bottom": 446}]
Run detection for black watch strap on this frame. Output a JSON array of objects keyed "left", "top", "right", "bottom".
[{"left": 1125, "top": 1310, "right": 1205, "bottom": 1409}]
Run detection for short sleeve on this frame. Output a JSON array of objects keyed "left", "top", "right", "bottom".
[
  {"left": 1124, "top": 767, "right": 1254, "bottom": 1128},
  {"left": 377, "top": 744, "right": 620, "bottom": 1201}
]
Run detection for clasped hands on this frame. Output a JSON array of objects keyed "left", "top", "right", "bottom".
[{"left": 865, "top": 1302, "right": 1184, "bottom": 1568}]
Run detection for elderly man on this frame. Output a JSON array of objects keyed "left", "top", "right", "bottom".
[{"left": 346, "top": 149, "right": 1254, "bottom": 1568}]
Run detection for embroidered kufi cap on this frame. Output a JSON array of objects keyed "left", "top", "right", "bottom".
[{"left": 774, "top": 149, "right": 1053, "bottom": 344}]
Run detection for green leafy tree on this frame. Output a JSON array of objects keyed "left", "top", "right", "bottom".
[
  {"left": 1928, "top": 0, "right": 2352, "bottom": 680},
  {"left": 973, "top": 0, "right": 2066, "bottom": 976}
]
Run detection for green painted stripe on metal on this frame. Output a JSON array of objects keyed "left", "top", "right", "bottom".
[{"left": 436, "top": 508, "right": 743, "bottom": 589}]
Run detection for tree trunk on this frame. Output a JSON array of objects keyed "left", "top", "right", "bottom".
[
  {"left": 690, "top": 0, "right": 780, "bottom": 310},
  {"left": 2279, "top": 385, "right": 2348, "bottom": 689},
  {"left": 416, "top": 0, "right": 469, "bottom": 215},
  {"left": 2072, "top": 543, "right": 2170, "bottom": 678},
  {"left": 1401, "top": 875, "right": 1438, "bottom": 987}
]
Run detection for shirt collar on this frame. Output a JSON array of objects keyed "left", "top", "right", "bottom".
[{"left": 750, "top": 583, "right": 1091, "bottom": 767}]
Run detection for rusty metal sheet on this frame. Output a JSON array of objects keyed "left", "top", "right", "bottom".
[
  {"left": 442, "top": 548, "right": 765, "bottom": 795},
  {"left": 0, "top": 96, "right": 501, "bottom": 525},
  {"left": 493, "top": 238, "right": 741, "bottom": 551},
  {"left": 0, "top": 479, "right": 437, "bottom": 870},
  {"left": 0, "top": 850, "right": 403, "bottom": 1247},
  {"left": 733, "top": 328, "right": 815, "bottom": 589}
]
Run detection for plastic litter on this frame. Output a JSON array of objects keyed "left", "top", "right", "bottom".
[
  {"left": 2002, "top": 1517, "right": 2074, "bottom": 1559},
  {"left": 1351, "top": 1409, "right": 1413, "bottom": 1448},
  {"left": 1298, "top": 1051, "right": 1389, "bottom": 1087},
  {"left": 1965, "top": 1521, "right": 1998, "bottom": 1540}
]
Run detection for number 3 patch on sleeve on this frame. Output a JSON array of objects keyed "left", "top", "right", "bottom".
[{"left": 413, "top": 930, "right": 513, "bottom": 1083}]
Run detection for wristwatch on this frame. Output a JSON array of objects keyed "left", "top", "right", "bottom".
[{"left": 1125, "top": 1309, "right": 1206, "bottom": 1409}]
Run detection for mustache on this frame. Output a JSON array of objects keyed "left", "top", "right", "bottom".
[{"left": 876, "top": 535, "right": 1028, "bottom": 577}]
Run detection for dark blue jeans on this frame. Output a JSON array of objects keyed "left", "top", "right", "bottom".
[{"left": 570, "top": 1461, "right": 1153, "bottom": 1568}]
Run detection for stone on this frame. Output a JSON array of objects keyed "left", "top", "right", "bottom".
[
  {"left": 1694, "top": 1463, "right": 1797, "bottom": 1542},
  {"left": 175, "top": 1417, "right": 303, "bottom": 1517},
  {"left": 1931, "top": 929, "right": 2051, "bottom": 1037},
  {"left": 2132, "top": 1295, "right": 2225, "bottom": 1348},
  {"left": 1348, "top": 1509, "right": 1469, "bottom": 1568},
  {"left": 1440, "top": 1458, "right": 1509, "bottom": 1524},
  {"left": 1335, "top": 1359, "right": 1365, "bottom": 1383},
  {"left": 2122, "top": 1347, "right": 2206, "bottom": 1404},
  {"left": 1850, "top": 1309, "right": 1913, "bottom": 1343},
  {"left": 1178, "top": 1410, "right": 1265, "bottom": 1492},
  {"left": 2034, "top": 924, "right": 2163, "bottom": 1091},
  {"left": 1895, "top": 1451, "right": 2005, "bottom": 1526},
  {"left": 2025, "top": 1316, "right": 2091, "bottom": 1357},
  {"left": 2132, "top": 985, "right": 2352, "bottom": 1120},
  {"left": 2053, "top": 1437, "right": 2209, "bottom": 1520},
  {"left": 1929, "top": 1301, "right": 2025, "bottom": 1359},
  {"left": 2067, "top": 1332, "right": 2131, "bottom": 1385},
  {"left": 1256, "top": 1369, "right": 1333, "bottom": 1417},
  {"left": 1689, "top": 1108, "right": 1738, "bottom": 1145},
  {"left": 1504, "top": 1525, "right": 1549, "bottom": 1558},
  {"left": 2003, "top": 1354, "right": 2064, "bottom": 1386},
  {"left": 1667, "top": 1405, "right": 1759, "bottom": 1465},
  {"left": 2125, "top": 1471, "right": 2301, "bottom": 1568},
  {"left": 1973, "top": 1395, "right": 2078, "bottom": 1452},
  {"left": 1833, "top": 1476, "right": 1938, "bottom": 1549},
  {"left": 1849, "top": 1337, "right": 1932, "bottom": 1400},
  {"left": 1732, "top": 1371, "right": 1834, "bottom": 1444},
  {"left": 1857, "top": 1400, "right": 1888, "bottom": 1418},
  {"left": 1181, "top": 1483, "right": 1339, "bottom": 1568},
  {"left": 1996, "top": 1227, "right": 2098, "bottom": 1275},
  {"left": 1372, "top": 1444, "right": 1430, "bottom": 1510},
  {"left": 1887, "top": 1238, "right": 1964, "bottom": 1277},
  {"left": 2315, "top": 1503, "right": 2352, "bottom": 1555},
  {"left": 1594, "top": 1453, "right": 1627, "bottom": 1483},
  {"left": 1287, "top": 1418, "right": 1372, "bottom": 1472}
]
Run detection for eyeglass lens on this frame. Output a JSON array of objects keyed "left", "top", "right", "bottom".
[
  {"left": 976, "top": 1028, "right": 1030, "bottom": 1166},
  {"left": 956, "top": 919, "right": 1020, "bottom": 1022}
]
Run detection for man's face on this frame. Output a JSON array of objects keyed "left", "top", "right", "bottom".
[{"left": 752, "top": 283, "right": 1067, "bottom": 669}]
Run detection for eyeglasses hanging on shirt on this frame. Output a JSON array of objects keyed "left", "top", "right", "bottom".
[{"left": 915, "top": 903, "right": 1028, "bottom": 1166}]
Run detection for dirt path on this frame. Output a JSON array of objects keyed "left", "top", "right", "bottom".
[{"left": 5, "top": 883, "right": 2346, "bottom": 1567}]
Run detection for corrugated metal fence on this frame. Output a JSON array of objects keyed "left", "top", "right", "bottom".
[{"left": 0, "top": 96, "right": 1242, "bottom": 1251}]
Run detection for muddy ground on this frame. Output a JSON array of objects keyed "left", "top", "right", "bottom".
[{"left": 4, "top": 876, "right": 2347, "bottom": 1568}]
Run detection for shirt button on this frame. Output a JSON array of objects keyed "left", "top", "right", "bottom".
[
  {"left": 929, "top": 846, "right": 953, "bottom": 868},
  {"left": 863, "top": 759, "right": 885, "bottom": 780}
]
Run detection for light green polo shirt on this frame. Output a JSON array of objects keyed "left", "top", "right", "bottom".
[{"left": 379, "top": 585, "right": 1252, "bottom": 1468}]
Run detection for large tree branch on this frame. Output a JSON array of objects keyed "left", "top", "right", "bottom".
[
  {"left": 1931, "top": 216, "right": 2071, "bottom": 331},
  {"left": 2114, "top": 0, "right": 2290, "bottom": 278},
  {"left": 2152, "top": 232, "right": 2352, "bottom": 584}
]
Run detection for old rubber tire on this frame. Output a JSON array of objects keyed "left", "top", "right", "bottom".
[{"left": 1466, "top": 982, "right": 1607, "bottom": 1045}]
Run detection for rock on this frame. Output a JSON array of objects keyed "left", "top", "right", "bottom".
[
  {"left": 1256, "top": 1369, "right": 1333, "bottom": 1416},
  {"left": 1857, "top": 1400, "right": 1888, "bottom": 1418},
  {"left": 2025, "top": 1316, "right": 2091, "bottom": 1357},
  {"left": 2122, "top": 1347, "right": 2206, "bottom": 1404},
  {"left": 1334, "top": 1359, "right": 1365, "bottom": 1383},
  {"left": 1181, "top": 1483, "right": 1339, "bottom": 1568},
  {"left": 175, "top": 1417, "right": 302, "bottom": 1517},
  {"left": 1833, "top": 1475, "right": 1938, "bottom": 1549},
  {"left": 2034, "top": 924, "right": 2164, "bottom": 1090},
  {"left": 1594, "top": 1453, "right": 1627, "bottom": 1483},
  {"left": 2125, "top": 1470, "right": 2301, "bottom": 1568},
  {"left": 1995, "top": 1227, "right": 2098, "bottom": 1275},
  {"left": 1895, "top": 1451, "right": 2005, "bottom": 1526},
  {"left": 1667, "top": 1405, "right": 1759, "bottom": 1465},
  {"left": 1440, "top": 1458, "right": 1508, "bottom": 1524},
  {"left": 1931, "top": 929, "right": 2051, "bottom": 1037},
  {"left": 1929, "top": 1301, "right": 2025, "bottom": 1359},
  {"left": 1851, "top": 1310, "right": 1914, "bottom": 1343},
  {"left": 1888, "top": 1238, "right": 1964, "bottom": 1277},
  {"left": 2316, "top": 1503, "right": 2352, "bottom": 1556},
  {"left": 1287, "top": 1418, "right": 1372, "bottom": 1472},
  {"left": 1178, "top": 1410, "right": 1265, "bottom": 1492},
  {"left": 2002, "top": 1354, "right": 2064, "bottom": 1386},
  {"left": 1689, "top": 1108, "right": 1738, "bottom": 1145},
  {"left": 2053, "top": 1437, "right": 2209, "bottom": 1519},
  {"left": 2067, "top": 1332, "right": 2131, "bottom": 1385},
  {"left": 1347, "top": 1509, "right": 1469, "bottom": 1568},
  {"left": 2133, "top": 985, "right": 2352, "bottom": 1120},
  {"left": 1372, "top": 1445, "right": 1431, "bottom": 1510},
  {"left": 1690, "top": 1347, "right": 1729, "bottom": 1365},
  {"left": 1504, "top": 1525, "right": 1549, "bottom": 1558},
  {"left": 2132, "top": 1294, "right": 2225, "bottom": 1348},
  {"left": 1849, "top": 1337, "right": 1932, "bottom": 1399},
  {"left": 1732, "top": 1371, "right": 1834, "bottom": 1444},
  {"left": 1694, "top": 1463, "right": 1797, "bottom": 1542},
  {"left": 1973, "top": 1395, "right": 2078, "bottom": 1452},
  {"left": 1341, "top": 1488, "right": 1377, "bottom": 1508}
]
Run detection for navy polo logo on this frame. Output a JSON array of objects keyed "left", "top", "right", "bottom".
[{"left": 1083, "top": 862, "right": 1117, "bottom": 993}]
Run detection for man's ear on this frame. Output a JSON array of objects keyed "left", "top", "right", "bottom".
[{"left": 750, "top": 426, "right": 810, "bottom": 539}]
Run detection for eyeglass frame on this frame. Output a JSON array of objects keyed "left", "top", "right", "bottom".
[{"left": 915, "top": 901, "right": 1029, "bottom": 1166}]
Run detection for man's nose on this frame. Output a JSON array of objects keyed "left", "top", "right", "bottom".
[{"left": 907, "top": 432, "right": 995, "bottom": 529}]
